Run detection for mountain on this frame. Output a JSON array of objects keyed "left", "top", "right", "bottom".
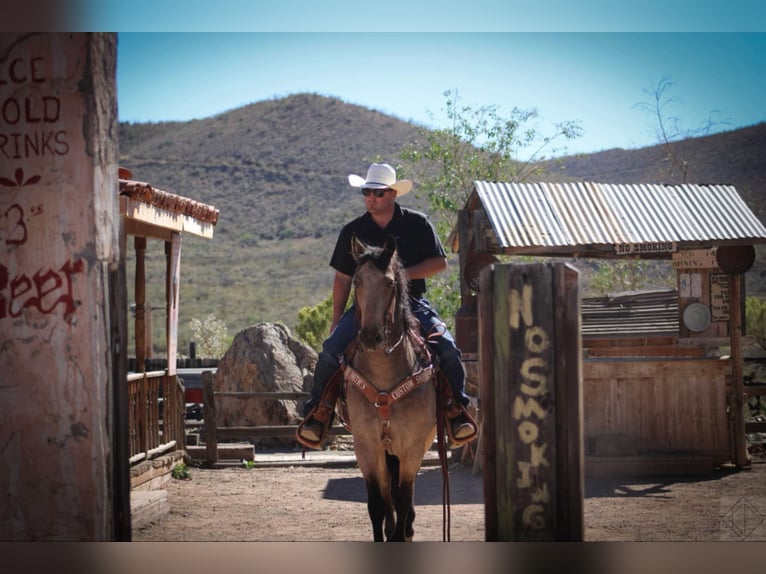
[{"left": 118, "top": 93, "right": 766, "bottom": 354}]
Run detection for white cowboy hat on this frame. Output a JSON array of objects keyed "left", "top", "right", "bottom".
[{"left": 348, "top": 163, "right": 412, "bottom": 196}]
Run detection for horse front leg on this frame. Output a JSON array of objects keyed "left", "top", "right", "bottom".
[
  {"left": 389, "top": 478, "right": 415, "bottom": 542},
  {"left": 365, "top": 478, "right": 386, "bottom": 542}
]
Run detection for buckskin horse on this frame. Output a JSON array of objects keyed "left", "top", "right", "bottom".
[{"left": 340, "top": 235, "right": 440, "bottom": 542}]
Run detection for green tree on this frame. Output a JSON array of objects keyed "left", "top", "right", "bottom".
[
  {"left": 746, "top": 296, "right": 766, "bottom": 350},
  {"left": 588, "top": 259, "right": 674, "bottom": 296},
  {"left": 296, "top": 294, "right": 333, "bottom": 353},
  {"left": 399, "top": 89, "right": 582, "bottom": 324}
]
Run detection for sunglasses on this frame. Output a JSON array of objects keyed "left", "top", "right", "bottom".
[{"left": 361, "top": 188, "right": 392, "bottom": 198}]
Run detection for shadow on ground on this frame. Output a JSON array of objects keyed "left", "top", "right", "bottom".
[{"left": 323, "top": 464, "right": 484, "bottom": 505}]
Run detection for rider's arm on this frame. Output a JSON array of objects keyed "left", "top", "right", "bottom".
[
  {"left": 330, "top": 271, "right": 353, "bottom": 332},
  {"left": 405, "top": 256, "right": 447, "bottom": 280}
]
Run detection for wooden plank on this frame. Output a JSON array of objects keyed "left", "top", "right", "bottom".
[
  {"left": 216, "top": 425, "right": 349, "bottom": 439},
  {"left": 165, "top": 233, "right": 181, "bottom": 375},
  {"left": 745, "top": 385, "right": 766, "bottom": 397},
  {"left": 584, "top": 358, "right": 730, "bottom": 379},
  {"left": 122, "top": 197, "right": 215, "bottom": 239},
  {"left": 585, "top": 336, "right": 677, "bottom": 348},
  {"left": 586, "top": 345, "right": 705, "bottom": 358},
  {"left": 583, "top": 361, "right": 730, "bottom": 457},
  {"left": 130, "top": 491, "right": 170, "bottom": 529},
  {"left": 745, "top": 421, "right": 766, "bottom": 433},
  {"left": 124, "top": 217, "right": 172, "bottom": 241},
  {"left": 214, "top": 391, "right": 310, "bottom": 400},
  {"left": 497, "top": 264, "right": 558, "bottom": 541},
  {"left": 553, "top": 263, "right": 584, "bottom": 541},
  {"left": 202, "top": 371, "right": 218, "bottom": 465},
  {"left": 187, "top": 444, "right": 254, "bottom": 462},
  {"left": 478, "top": 262, "right": 497, "bottom": 541}
]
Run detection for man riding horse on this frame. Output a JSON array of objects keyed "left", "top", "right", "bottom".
[{"left": 297, "top": 162, "right": 477, "bottom": 448}]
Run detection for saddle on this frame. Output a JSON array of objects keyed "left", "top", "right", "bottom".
[{"left": 295, "top": 348, "right": 477, "bottom": 450}]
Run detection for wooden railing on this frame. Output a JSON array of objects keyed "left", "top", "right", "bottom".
[
  {"left": 127, "top": 371, "right": 186, "bottom": 463},
  {"left": 200, "top": 371, "right": 348, "bottom": 465}
]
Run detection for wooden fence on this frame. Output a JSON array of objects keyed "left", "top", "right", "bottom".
[
  {"left": 127, "top": 371, "right": 185, "bottom": 464},
  {"left": 200, "top": 371, "right": 349, "bottom": 465}
]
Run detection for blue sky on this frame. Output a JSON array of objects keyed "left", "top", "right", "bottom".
[{"left": 96, "top": 2, "right": 766, "bottom": 157}]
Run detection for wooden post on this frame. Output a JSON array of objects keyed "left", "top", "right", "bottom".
[
  {"left": 110, "top": 191, "right": 131, "bottom": 540},
  {"left": 729, "top": 273, "right": 749, "bottom": 467},
  {"left": 480, "top": 262, "right": 583, "bottom": 541},
  {"left": 139, "top": 373, "right": 148, "bottom": 456},
  {"left": 479, "top": 263, "right": 498, "bottom": 540},
  {"left": 203, "top": 371, "right": 218, "bottom": 465},
  {"left": 165, "top": 233, "right": 181, "bottom": 375},
  {"left": 716, "top": 245, "right": 755, "bottom": 468},
  {"left": 553, "top": 263, "right": 584, "bottom": 541},
  {"left": 134, "top": 235, "right": 147, "bottom": 372},
  {"left": 145, "top": 298, "right": 153, "bottom": 359}
]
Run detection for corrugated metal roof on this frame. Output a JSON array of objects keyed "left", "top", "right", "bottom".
[
  {"left": 581, "top": 289, "right": 679, "bottom": 337},
  {"left": 467, "top": 181, "right": 766, "bottom": 254}
]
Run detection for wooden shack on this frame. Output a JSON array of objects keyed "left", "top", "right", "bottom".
[
  {"left": 118, "top": 168, "right": 219, "bottom": 504},
  {"left": 452, "top": 181, "right": 766, "bottom": 475}
]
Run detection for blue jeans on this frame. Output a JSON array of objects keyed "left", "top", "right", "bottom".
[{"left": 304, "top": 297, "right": 469, "bottom": 415}]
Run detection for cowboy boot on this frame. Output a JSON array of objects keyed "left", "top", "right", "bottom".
[
  {"left": 438, "top": 371, "right": 478, "bottom": 445},
  {"left": 296, "top": 368, "right": 342, "bottom": 449}
]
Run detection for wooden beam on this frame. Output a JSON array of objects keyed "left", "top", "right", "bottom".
[
  {"left": 165, "top": 233, "right": 181, "bottom": 375},
  {"left": 203, "top": 371, "right": 217, "bottom": 466},
  {"left": 121, "top": 197, "right": 215, "bottom": 239}
]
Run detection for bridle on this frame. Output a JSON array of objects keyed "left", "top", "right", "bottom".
[{"left": 353, "top": 260, "right": 407, "bottom": 354}]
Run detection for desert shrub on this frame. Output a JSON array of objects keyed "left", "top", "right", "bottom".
[{"left": 746, "top": 296, "right": 766, "bottom": 350}]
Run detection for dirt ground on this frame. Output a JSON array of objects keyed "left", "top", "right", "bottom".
[{"left": 133, "top": 447, "right": 766, "bottom": 542}]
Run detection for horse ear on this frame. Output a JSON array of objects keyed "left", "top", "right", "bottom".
[
  {"left": 383, "top": 235, "right": 397, "bottom": 258},
  {"left": 351, "top": 234, "right": 366, "bottom": 261},
  {"left": 377, "top": 235, "right": 397, "bottom": 270}
]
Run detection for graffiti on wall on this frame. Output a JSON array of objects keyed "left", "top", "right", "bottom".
[
  {"left": 1, "top": 52, "right": 84, "bottom": 322},
  {"left": 508, "top": 282, "right": 553, "bottom": 531}
]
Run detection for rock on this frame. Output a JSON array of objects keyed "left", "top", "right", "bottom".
[{"left": 213, "top": 322, "right": 317, "bottom": 447}]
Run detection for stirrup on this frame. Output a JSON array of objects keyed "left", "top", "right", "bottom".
[
  {"left": 444, "top": 404, "right": 478, "bottom": 447},
  {"left": 296, "top": 407, "right": 334, "bottom": 450}
]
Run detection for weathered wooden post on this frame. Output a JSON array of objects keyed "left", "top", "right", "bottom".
[
  {"left": 202, "top": 370, "right": 218, "bottom": 465},
  {"left": 716, "top": 245, "right": 756, "bottom": 468},
  {"left": 479, "top": 262, "right": 584, "bottom": 541},
  {"left": 0, "top": 33, "right": 121, "bottom": 539}
]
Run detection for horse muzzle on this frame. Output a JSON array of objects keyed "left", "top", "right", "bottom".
[{"left": 358, "top": 328, "right": 385, "bottom": 351}]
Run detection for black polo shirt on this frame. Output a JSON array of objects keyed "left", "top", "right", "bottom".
[{"left": 329, "top": 204, "right": 446, "bottom": 298}]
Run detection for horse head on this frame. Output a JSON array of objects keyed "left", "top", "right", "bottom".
[{"left": 351, "top": 235, "right": 410, "bottom": 351}]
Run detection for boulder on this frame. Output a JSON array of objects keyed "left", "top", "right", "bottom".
[{"left": 213, "top": 322, "right": 317, "bottom": 447}]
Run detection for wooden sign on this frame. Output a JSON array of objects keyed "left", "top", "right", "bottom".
[
  {"left": 672, "top": 249, "right": 719, "bottom": 269},
  {"left": 710, "top": 273, "right": 730, "bottom": 321},
  {"left": 479, "top": 262, "right": 583, "bottom": 541}
]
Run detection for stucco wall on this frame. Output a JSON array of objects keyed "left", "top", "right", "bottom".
[{"left": 0, "top": 33, "right": 118, "bottom": 540}]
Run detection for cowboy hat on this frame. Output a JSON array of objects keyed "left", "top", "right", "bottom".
[{"left": 348, "top": 163, "right": 412, "bottom": 196}]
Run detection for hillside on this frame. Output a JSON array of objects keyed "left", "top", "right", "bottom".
[{"left": 118, "top": 93, "right": 766, "bottom": 354}]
